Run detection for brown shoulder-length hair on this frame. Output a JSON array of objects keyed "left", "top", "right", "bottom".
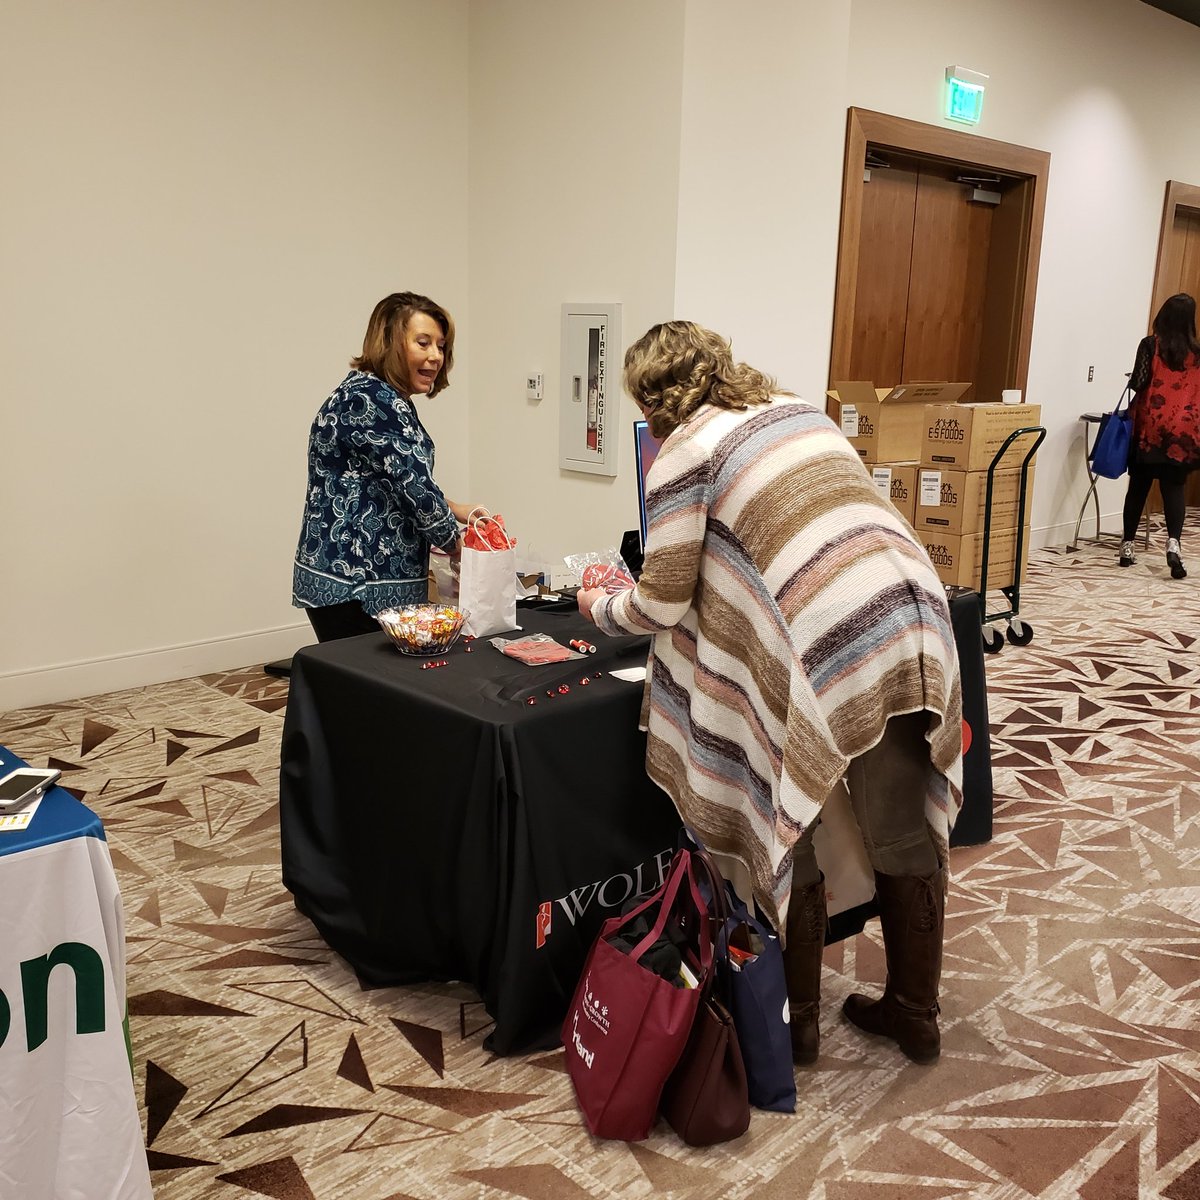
[
  {"left": 623, "top": 320, "right": 787, "bottom": 439},
  {"left": 351, "top": 292, "right": 455, "bottom": 397},
  {"left": 1153, "top": 292, "right": 1200, "bottom": 373}
]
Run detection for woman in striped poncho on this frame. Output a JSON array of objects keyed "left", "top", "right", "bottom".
[{"left": 578, "top": 322, "right": 963, "bottom": 1067}]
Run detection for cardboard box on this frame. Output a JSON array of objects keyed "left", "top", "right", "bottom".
[
  {"left": 869, "top": 462, "right": 918, "bottom": 524},
  {"left": 921, "top": 402, "right": 1042, "bottom": 472},
  {"left": 827, "top": 381, "right": 971, "bottom": 463},
  {"left": 915, "top": 467, "right": 1035, "bottom": 536},
  {"left": 918, "top": 524, "right": 1032, "bottom": 590}
]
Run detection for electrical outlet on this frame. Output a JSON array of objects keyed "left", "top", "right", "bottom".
[
  {"left": 525, "top": 372, "right": 544, "bottom": 401},
  {"left": 1087, "top": 365, "right": 1095, "bottom": 382}
]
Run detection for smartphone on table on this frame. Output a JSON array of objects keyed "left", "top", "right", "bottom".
[{"left": 0, "top": 767, "right": 62, "bottom": 815}]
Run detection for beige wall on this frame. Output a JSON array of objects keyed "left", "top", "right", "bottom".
[
  {"left": 0, "top": 0, "right": 470, "bottom": 708},
  {"left": 842, "top": 0, "right": 1200, "bottom": 541},
  {"left": 674, "top": 0, "right": 851, "bottom": 399},
  {"left": 465, "top": 0, "right": 686, "bottom": 576},
  {"left": 474, "top": 0, "right": 1200, "bottom": 571},
  {"left": 672, "top": 0, "right": 1200, "bottom": 544},
  {"left": 6, "top": 0, "right": 1200, "bottom": 708}
]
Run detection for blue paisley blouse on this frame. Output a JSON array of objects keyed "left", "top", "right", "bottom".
[{"left": 292, "top": 371, "right": 459, "bottom": 615}]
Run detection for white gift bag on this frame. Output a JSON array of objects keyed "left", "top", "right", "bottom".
[{"left": 459, "top": 510, "right": 518, "bottom": 638}]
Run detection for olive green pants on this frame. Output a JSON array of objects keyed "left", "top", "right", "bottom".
[{"left": 791, "top": 711, "right": 939, "bottom": 886}]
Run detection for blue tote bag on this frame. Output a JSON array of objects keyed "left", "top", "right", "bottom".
[
  {"left": 1091, "top": 388, "right": 1133, "bottom": 480},
  {"left": 720, "top": 890, "right": 796, "bottom": 1112},
  {"left": 682, "top": 836, "right": 796, "bottom": 1113}
]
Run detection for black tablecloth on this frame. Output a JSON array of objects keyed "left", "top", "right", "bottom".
[
  {"left": 280, "top": 596, "right": 993, "bottom": 1055},
  {"left": 279, "top": 606, "right": 684, "bottom": 1055},
  {"left": 949, "top": 591, "right": 993, "bottom": 846}
]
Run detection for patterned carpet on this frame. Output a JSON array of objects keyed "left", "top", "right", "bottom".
[{"left": 2, "top": 519, "right": 1199, "bottom": 1200}]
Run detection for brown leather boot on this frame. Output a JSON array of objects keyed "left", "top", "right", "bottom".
[
  {"left": 784, "top": 877, "right": 827, "bottom": 1065},
  {"left": 842, "top": 869, "right": 945, "bottom": 1064}
]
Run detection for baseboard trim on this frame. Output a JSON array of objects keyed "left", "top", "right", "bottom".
[
  {"left": 1039, "top": 510, "right": 1128, "bottom": 549},
  {"left": 0, "top": 623, "right": 314, "bottom": 713},
  {"left": 0, "top": 516, "right": 1133, "bottom": 715}
]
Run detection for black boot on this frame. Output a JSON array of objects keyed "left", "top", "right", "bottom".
[
  {"left": 784, "top": 877, "right": 827, "bottom": 1065},
  {"left": 842, "top": 869, "right": 945, "bottom": 1064}
]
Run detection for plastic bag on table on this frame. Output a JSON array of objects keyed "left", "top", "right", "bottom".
[
  {"left": 564, "top": 547, "right": 637, "bottom": 595},
  {"left": 490, "top": 633, "right": 585, "bottom": 666}
]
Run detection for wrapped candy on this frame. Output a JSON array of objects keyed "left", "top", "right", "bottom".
[
  {"left": 376, "top": 604, "right": 467, "bottom": 655},
  {"left": 564, "top": 548, "right": 637, "bottom": 595}
]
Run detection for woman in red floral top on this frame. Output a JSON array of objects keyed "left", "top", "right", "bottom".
[{"left": 1120, "top": 293, "right": 1200, "bottom": 579}]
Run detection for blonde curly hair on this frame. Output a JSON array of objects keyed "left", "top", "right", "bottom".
[{"left": 623, "top": 321, "right": 784, "bottom": 439}]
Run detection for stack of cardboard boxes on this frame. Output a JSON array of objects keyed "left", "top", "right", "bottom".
[
  {"left": 826, "top": 382, "right": 1041, "bottom": 590},
  {"left": 826, "top": 382, "right": 970, "bottom": 524}
]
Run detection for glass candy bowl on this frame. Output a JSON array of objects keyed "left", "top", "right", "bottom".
[{"left": 376, "top": 604, "right": 468, "bottom": 656}]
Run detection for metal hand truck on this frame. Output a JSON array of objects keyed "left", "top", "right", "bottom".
[{"left": 978, "top": 425, "right": 1046, "bottom": 653}]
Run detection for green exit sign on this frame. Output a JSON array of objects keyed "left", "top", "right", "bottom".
[{"left": 945, "top": 66, "right": 987, "bottom": 125}]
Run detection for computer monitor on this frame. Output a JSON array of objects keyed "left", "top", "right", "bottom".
[{"left": 633, "top": 418, "right": 663, "bottom": 552}]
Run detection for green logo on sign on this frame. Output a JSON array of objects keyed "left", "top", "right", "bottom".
[{"left": 0, "top": 941, "right": 106, "bottom": 1051}]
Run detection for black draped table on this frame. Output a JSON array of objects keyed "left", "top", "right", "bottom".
[
  {"left": 949, "top": 590, "right": 993, "bottom": 847},
  {"left": 280, "top": 598, "right": 992, "bottom": 1056},
  {"left": 279, "top": 607, "right": 684, "bottom": 1055}
]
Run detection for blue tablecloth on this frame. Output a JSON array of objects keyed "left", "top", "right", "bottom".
[
  {"left": 0, "top": 743, "right": 153, "bottom": 1198},
  {"left": 0, "top": 746, "right": 104, "bottom": 857}
]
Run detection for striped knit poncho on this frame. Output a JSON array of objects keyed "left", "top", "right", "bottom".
[{"left": 591, "top": 397, "right": 963, "bottom": 932}]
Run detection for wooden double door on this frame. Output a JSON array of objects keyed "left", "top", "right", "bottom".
[
  {"left": 850, "top": 161, "right": 1013, "bottom": 400},
  {"left": 1151, "top": 182, "right": 1200, "bottom": 316},
  {"left": 832, "top": 109, "right": 1050, "bottom": 405}
]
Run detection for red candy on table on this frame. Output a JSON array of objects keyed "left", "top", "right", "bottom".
[{"left": 580, "top": 563, "right": 636, "bottom": 594}]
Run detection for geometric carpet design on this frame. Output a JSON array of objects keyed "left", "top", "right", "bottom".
[{"left": 2, "top": 516, "right": 1199, "bottom": 1199}]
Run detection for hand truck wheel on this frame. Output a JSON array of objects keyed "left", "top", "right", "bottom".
[
  {"left": 982, "top": 624, "right": 1004, "bottom": 654},
  {"left": 1005, "top": 618, "right": 1034, "bottom": 647}
]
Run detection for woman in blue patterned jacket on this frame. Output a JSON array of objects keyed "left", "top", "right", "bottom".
[{"left": 293, "top": 292, "right": 479, "bottom": 642}]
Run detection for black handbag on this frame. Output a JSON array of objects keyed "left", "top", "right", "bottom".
[{"left": 659, "top": 849, "right": 751, "bottom": 1146}]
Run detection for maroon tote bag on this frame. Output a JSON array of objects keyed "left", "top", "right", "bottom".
[{"left": 562, "top": 849, "right": 713, "bottom": 1141}]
